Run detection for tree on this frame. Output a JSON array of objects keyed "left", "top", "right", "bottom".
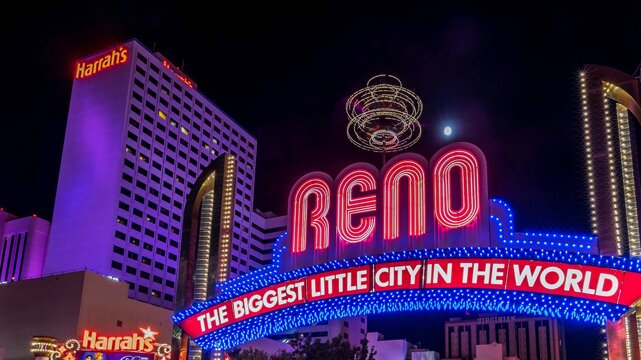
[{"left": 228, "top": 335, "right": 376, "bottom": 360}]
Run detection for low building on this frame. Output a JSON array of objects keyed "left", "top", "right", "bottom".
[
  {"left": 0, "top": 270, "right": 173, "bottom": 360},
  {"left": 444, "top": 314, "right": 565, "bottom": 360},
  {"left": 0, "top": 210, "right": 50, "bottom": 282}
]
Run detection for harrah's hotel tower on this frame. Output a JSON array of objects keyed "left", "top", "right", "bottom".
[{"left": 44, "top": 40, "right": 258, "bottom": 308}]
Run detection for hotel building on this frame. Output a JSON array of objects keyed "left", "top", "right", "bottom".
[{"left": 43, "top": 39, "right": 258, "bottom": 309}]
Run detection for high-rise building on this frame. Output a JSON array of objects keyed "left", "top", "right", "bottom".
[
  {"left": 578, "top": 66, "right": 641, "bottom": 360},
  {"left": 579, "top": 65, "right": 641, "bottom": 257},
  {"left": 44, "top": 39, "right": 258, "bottom": 308},
  {"left": 443, "top": 314, "right": 565, "bottom": 360},
  {"left": 0, "top": 210, "right": 50, "bottom": 283}
]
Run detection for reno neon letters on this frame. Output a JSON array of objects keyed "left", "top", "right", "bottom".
[{"left": 286, "top": 142, "right": 488, "bottom": 270}]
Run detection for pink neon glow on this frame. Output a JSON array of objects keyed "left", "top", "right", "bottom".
[
  {"left": 336, "top": 169, "right": 377, "bottom": 243},
  {"left": 433, "top": 149, "right": 480, "bottom": 228},
  {"left": 383, "top": 159, "right": 426, "bottom": 240},
  {"left": 291, "top": 178, "right": 331, "bottom": 252}
]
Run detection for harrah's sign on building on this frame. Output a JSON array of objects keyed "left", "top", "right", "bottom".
[
  {"left": 81, "top": 329, "right": 154, "bottom": 352},
  {"left": 75, "top": 46, "right": 128, "bottom": 79},
  {"left": 174, "top": 142, "right": 641, "bottom": 350}
]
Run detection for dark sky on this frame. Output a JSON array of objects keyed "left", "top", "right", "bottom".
[{"left": 1, "top": 2, "right": 639, "bottom": 359}]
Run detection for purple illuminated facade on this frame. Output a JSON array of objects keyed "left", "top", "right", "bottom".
[
  {"left": 0, "top": 210, "right": 50, "bottom": 282},
  {"left": 44, "top": 39, "right": 257, "bottom": 308}
]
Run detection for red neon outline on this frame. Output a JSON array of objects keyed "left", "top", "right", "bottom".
[
  {"left": 433, "top": 149, "right": 480, "bottom": 228},
  {"left": 382, "top": 159, "right": 426, "bottom": 240},
  {"left": 336, "top": 169, "right": 377, "bottom": 243},
  {"left": 291, "top": 178, "right": 331, "bottom": 252}
]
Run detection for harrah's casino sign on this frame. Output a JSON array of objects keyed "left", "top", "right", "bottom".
[{"left": 174, "top": 142, "right": 641, "bottom": 350}]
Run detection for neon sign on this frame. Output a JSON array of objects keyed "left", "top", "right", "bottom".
[
  {"left": 285, "top": 143, "right": 488, "bottom": 271},
  {"left": 50, "top": 328, "right": 170, "bottom": 360},
  {"left": 75, "top": 47, "right": 128, "bottom": 79},
  {"left": 177, "top": 257, "right": 641, "bottom": 341},
  {"left": 162, "top": 60, "right": 194, "bottom": 88},
  {"left": 81, "top": 329, "right": 154, "bottom": 352},
  {"left": 172, "top": 141, "right": 641, "bottom": 351}
]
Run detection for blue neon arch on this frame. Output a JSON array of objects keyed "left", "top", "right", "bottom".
[{"left": 173, "top": 200, "right": 638, "bottom": 350}]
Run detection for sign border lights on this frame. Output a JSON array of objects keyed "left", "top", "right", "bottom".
[
  {"left": 173, "top": 141, "right": 641, "bottom": 351},
  {"left": 174, "top": 245, "right": 641, "bottom": 350}
]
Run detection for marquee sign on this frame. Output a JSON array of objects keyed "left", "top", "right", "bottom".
[
  {"left": 173, "top": 142, "right": 641, "bottom": 350},
  {"left": 50, "top": 328, "right": 170, "bottom": 360}
]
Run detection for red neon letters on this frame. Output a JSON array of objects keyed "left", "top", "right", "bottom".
[
  {"left": 337, "top": 170, "right": 377, "bottom": 243},
  {"left": 433, "top": 149, "right": 481, "bottom": 228},
  {"left": 291, "top": 178, "right": 331, "bottom": 252},
  {"left": 75, "top": 47, "right": 128, "bottom": 79},
  {"left": 289, "top": 144, "right": 485, "bottom": 255},
  {"left": 383, "top": 159, "right": 426, "bottom": 239}
]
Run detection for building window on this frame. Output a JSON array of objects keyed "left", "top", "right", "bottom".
[
  {"left": 140, "top": 271, "right": 150, "bottom": 279},
  {"left": 118, "top": 201, "right": 130, "bottom": 211},
  {"left": 115, "top": 231, "right": 126, "bottom": 240},
  {"left": 116, "top": 320, "right": 123, "bottom": 327},
  {"left": 158, "top": 110, "right": 167, "bottom": 120},
  {"left": 111, "top": 261, "right": 122, "bottom": 270},
  {"left": 113, "top": 246, "right": 125, "bottom": 255},
  {"left": 126, "top": 266, "right": 136, "bottom": 275},
  {"left": 143, "top": 242, "right": 153, "bottom": 251},
  {"left": 138, "top": 285, "right": 148, "bottom": 294},
  {"left": 128, "top": 252, "right": 138, "bottom": 260}
]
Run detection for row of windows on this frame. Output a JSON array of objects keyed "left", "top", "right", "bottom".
[
  {"left": 119, "top": 186, "right": 182, "bottom": 222},
  {"left": 110, "top": 258, "right": 175, "bottom": 287},
  {"left": 115, "top": 230, "right": 178, "bottom": 255},
  {"left": 110, "top": 258, "right": 176, "bottom": 276}
]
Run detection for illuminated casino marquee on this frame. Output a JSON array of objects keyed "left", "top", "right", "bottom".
[
  {"left": 173, "top": 142, "right": 641, "bottom": 350},
  {"left": 51, "top": 328, "right": 171, "bottom": 360},
  {"left": 75, "top": 46, "right": 128, "bottom": 79}
]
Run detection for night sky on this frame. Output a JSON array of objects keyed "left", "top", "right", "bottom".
[{"left": 2, "top": 2, "right": 640, "bottom": 359}]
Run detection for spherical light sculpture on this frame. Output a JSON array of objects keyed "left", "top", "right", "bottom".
[{"left": 346, "top": 74, "right": 423, "bottom": 153}]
